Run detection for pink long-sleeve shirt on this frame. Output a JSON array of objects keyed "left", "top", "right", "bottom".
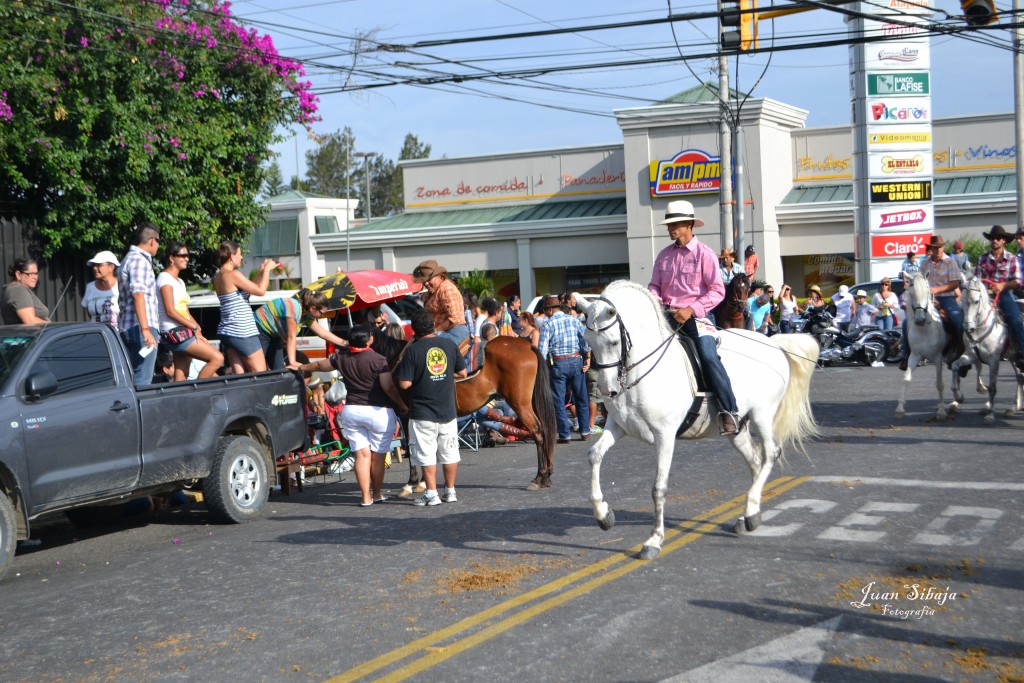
[{"left": 647, "top": 236, "right": 725, "bottom": 319}]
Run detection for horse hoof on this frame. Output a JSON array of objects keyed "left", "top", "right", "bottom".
[
  {"left": 948, "top": 402, "right": 959, "bottom": 413},
  {"left": 1005, "top": 410, "right": 1017, "bottom": 418},
  {"left": 597, "top": 510, "right": 616, "bottom": 531},
  {"left": 984, "top": 414, "right": 996, "bottom": 425},
  {"left": 745, "top": 512, "right": 762, "bottom": 532},
  {"left": 526, "top": 482, "right": 541, "bottom": 491},
  {"left": 895, "top": 409, "right": 905, "bottom": 419},
  {"left": 638, "top": 545, "right": 661, "bottom": 560},
  {"left": 397, "top": 485, "right": 413, "bottom": 498}
]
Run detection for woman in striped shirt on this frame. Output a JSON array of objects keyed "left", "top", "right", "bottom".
[{"left": 213, "top": 240, "right": 276, "bottom": 373}]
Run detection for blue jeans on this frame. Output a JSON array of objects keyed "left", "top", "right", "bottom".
[
  {"left": 438, "top": 323, "right": 471, "bottom": 365},
  {"left": 680, "top": 316, "right": 738, "bottom": 414},
  {"left": 936, "top": 295, "right": 964, "bottom": 350},
  {"left": 258, "top": 331, "right": 286, "bottom": 370},
  {"left": 121, "top": 325, "right": 159, "bottom": 387},
  {"left": 876, "top": 314, "right": 894, "bottom": 331},
  {"left": 549, "top": 355, "right": 590, "bottom": 439},
  {"left": 997, "top": 292, "right": 1024, "bottom": 357}
]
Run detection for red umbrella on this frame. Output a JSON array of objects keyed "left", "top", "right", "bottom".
[{"left": 302, "top": 269, "right": 423, "bottom": 312}]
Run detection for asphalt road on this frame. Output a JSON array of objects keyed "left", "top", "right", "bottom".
[{"left": 1, "top": 361, "right": 1022, "bottom": 683}]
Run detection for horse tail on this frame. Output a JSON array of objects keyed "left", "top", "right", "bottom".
[
  {"left": 770, "top": 333, "right": 820, "bottom": 455},
  {"left": 530, "top": 345, "right": 558, "bottom": 449}
]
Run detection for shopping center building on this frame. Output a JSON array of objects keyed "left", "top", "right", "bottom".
[{"left": 259, "top": 85, "right": 1018, "bottom": 299}]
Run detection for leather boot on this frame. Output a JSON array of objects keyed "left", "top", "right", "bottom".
[
  {"left": 488, "top": 429, "right": 509, "bottom": 446},
  {"left": 498, "top": 424, "right": 532, "bottom": 440},
  {"left": 484, "top": 409, "right": 519, "bottom": 425}
]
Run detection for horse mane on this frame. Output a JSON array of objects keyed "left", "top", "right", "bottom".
[
  {"left": 602, "top": 280, "right": 674, "bottom": 337},
  {"left": 909, "top": 272, "right": 932, "bottom": 310}
]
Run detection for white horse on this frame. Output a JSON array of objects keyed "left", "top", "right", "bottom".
[
  {"left": 582, "top": 281, "right": 819, "bottom": 560},
  {"left": 895, "top": 273, "right": 960, "bottom": 420},
  {"left": 951, "top": 274, "right": 1024, "bottom": 422}
]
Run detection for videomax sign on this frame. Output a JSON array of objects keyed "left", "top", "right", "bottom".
[{"left": 649, "top": 149, "right": 721, "bottom": 197}]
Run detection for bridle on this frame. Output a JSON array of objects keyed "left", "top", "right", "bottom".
[
  {"left": 586, "top": 296, "right": 681, "bottom": 392},
  {"left": 964, "top": 277, "right": 998, "bottom": 345}
]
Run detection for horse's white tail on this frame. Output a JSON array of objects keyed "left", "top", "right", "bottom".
[{"left": 770, "top": 334, "right": 820, "bottom": 454}]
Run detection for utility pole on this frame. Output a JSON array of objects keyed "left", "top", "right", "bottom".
[
  {"left": 718, "top": 1, "right": 734, "bottom": 254},
  {"left": 1015, "top": 0, "right": 1024, "bottom": 231},
  {"left": 345, "top": 147, "right": 351, "bottom": 272}
]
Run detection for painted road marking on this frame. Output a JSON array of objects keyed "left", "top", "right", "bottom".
[
  {"left": 812, "top": 476, "right": 1024, "bottom": 491},
  {"left": 323, "top": 476, "right": 811, "bottom": 683},
  {"left": 661, "top": 617, "right": 842, "bottom": 683}
]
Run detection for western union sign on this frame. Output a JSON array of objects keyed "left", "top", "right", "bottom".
[
  {"left": 869, "top": 131, "right": 931, "bottom": 145},
  {"left": 870, "top": 180, "right": 933, "bottom": 203},
  {"left": 867, "top": 72, "right": 929, "bottom": 96}
]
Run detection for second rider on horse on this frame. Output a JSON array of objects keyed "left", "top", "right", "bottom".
[{"left": 647, "top": 200, "right": 740, "bottom": 436}]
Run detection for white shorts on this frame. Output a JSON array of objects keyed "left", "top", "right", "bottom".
[
  {"left": 340, "top": 405, "right": 397, "bottom": 453},
  {"left": 409, "top": 419, "right": 461, "bottom": 467}
]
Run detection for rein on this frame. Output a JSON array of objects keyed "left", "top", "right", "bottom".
[
  {"left": 587, "top": 295, "right": 682, "bottom": 392},
  {"left": 965, "top": 280, "right": 1000, "bottom": 346}
]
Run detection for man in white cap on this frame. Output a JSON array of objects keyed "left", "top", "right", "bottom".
[
  {"left": 830, "top": 284, "right": 855, "bottom": 333},
  {"left": 648, "top": 200, "right": 739, "bottom": 435}
]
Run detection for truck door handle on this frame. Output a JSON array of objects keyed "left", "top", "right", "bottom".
[{"left": 110, "top": 401, "right": 131, "bottom": 413}]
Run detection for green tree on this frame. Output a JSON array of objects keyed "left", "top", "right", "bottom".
[
  {"left": 289, "top": 175, "right": 310, "bottom": 192},
  {"left": 0, "top": 0, "right": 319, "bottom": 260},
  {"left": 263, "top": 161, "right": 287, "bottom": 197},
  {"left": 305, "top": 127, "right": 356, "bottom": 198}
]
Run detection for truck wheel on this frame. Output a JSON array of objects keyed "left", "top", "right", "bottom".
[
  {"left": 1, "top": 493, "right": 16, "bottom": 583},
  {"left": 204, "top": 435, "right": 269, "bottom": 524}
]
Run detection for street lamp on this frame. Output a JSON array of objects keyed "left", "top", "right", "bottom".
[{"left": 354, "top": 151, "right": 378, "bottom": 223}]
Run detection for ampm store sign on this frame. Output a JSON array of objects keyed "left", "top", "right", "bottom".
[{"left": 649, "top": 149, "right": 721, "bottom": 197}]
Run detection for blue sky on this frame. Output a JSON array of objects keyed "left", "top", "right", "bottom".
[{"left": 227, "top": 0, "right": 1017, "bottom": 180}]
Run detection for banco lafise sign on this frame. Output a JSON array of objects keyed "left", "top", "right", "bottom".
[{"left": 649, "top": 149, "right": 721, "bottom": 197}]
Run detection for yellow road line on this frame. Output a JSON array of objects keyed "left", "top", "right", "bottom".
[{"left": 325, "top": 476, "right": 809, "bottom": 683}]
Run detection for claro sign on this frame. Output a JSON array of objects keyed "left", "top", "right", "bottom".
[
  {"left": 649, "top": 149, "right": 721, "bottom": 197},
  {"left": 870, "top": 232, "right": 929, "bottom": 258}
]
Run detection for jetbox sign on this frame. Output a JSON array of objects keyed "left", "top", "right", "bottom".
[
  {"left": 649, "top": 149, "right": 721, "bottom": 197},
  {"left": 869, "top": 205, "right": 934, "bottom": 232}
]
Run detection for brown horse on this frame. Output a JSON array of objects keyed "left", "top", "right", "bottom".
[
  {"left": 713, "top": 273, "right": 749, "bottom": 330},
  {"left": 399, "top": 336, "right": 557, "bottom": 493}
]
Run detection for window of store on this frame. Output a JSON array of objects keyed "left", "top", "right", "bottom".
[{"left": 251, "top": 218, "right": 299, "bottom": 256}]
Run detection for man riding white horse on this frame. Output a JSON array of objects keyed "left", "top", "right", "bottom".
[
  {"left": 977, "top": 224, "right": 1024, "bottom": 371},
  {"left": 646, "top": 200, "right": 739, "bottom": 435},
  {"left": 920, "top": 234, "right": 966, "bottom": 376}
]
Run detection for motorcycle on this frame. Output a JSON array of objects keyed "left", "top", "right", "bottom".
[{"left": 793, "top": 306, "right": 901, "bottom": 366}]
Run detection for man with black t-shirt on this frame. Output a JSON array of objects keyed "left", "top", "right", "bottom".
[{"left": 395, "top": 307, "right": 468, "bottom": 506}]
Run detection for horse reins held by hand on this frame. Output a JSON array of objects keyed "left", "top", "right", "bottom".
[{"left": 588, "top": 296, "right": 682, "bottom": 392}]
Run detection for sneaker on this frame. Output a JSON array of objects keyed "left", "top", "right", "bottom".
[
  {"left": 441, "top": 489, "right": 458, "bottom": 503},
  {"left": 570, "top": 418, "right": 579, "bottom": 432},
  {"left": 413, "top": 492, "right": 442, "bottom": 506},
  {"left": 592, "top": 425, "right": 604, "bottom": 434}
]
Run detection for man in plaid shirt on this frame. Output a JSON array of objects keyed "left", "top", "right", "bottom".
[
  {"left": 976, "top": 225, "right": 1024, "bottom": 369},
  {"left": 118, "top": 223, "right": 161, "bottom": 386},
  {"left": 538, "top": 295, "right": 591, "bottom": 443}
]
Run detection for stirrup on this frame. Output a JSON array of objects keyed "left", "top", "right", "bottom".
[{"left": 718, "top": 411, "right": 740, "bottom": 436}]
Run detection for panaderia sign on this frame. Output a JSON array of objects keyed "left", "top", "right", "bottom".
[{"left": 649, "top": 149, "right": 721, "bottom": 197}]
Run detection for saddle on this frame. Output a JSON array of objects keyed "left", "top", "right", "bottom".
[{"left": 672, "top": 328, "right": 713, "bottom": 438}]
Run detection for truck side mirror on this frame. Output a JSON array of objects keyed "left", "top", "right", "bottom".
[{"left": 25, "top": 371, "right": 58, "bottom": 400}]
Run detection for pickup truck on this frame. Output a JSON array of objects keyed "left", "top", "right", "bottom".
[{"left": 0, "top": 322, "right": 307, "bottom": 581}]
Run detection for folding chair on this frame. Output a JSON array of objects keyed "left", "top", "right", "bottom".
[{"left": 457, "top": 415, "right": 482, "bottom": 452}]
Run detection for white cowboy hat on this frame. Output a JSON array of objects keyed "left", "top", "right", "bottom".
[{"left": 659, "top": 200, "right": 705, "bottom": 228}]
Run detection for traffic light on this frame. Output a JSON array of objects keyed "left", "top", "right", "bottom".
[
  {"left": 721, "top": 0, "right": 759, "bottom": 52},
  {"left": 960, "top": 0, "right": 998, "bottom": 25}
]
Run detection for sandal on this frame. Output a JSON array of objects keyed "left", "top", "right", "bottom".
[
  {"left": 373, "top": 496, "right": 389, "bottom": 504},
  {"left": 358, "top": 501, "right": 374, "bottom": 507}
]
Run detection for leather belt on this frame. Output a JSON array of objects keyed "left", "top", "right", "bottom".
[{"left": 551, "top": 353, "right": 581, "bottom": 361}]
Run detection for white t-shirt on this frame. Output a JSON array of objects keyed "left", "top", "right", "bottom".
[
  {"left": 832, "top": 292, "right": 854, "bottom": 323},
  {"left": 81, "top": 280, "right": 119, "bottom": 329},
  {"left": 779, "top": 297, "right": 798, "bottom": 322},
  {"left": 156, "top": 272, "right": 191, "bottom": 332}
]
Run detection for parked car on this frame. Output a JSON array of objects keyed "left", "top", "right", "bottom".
[
  {"left": 0, "top": 322, "right": 307, "bottom": 581},
  {"left": 525, "top": 293, "right": 595, "bottom": 316}
]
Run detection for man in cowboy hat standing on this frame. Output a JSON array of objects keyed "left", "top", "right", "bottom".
[
  {"left": 411, "top": 259, "right": 470, "bottom": 349},
  {"left": 977, "top": 225, "right": 1024, "bottom": 368},
  {"left": 538, "top": 294, "right": 591, "bottom": 443},
  {"left": 919, "top": 234, "right": 966, "bottom": 373},
  {"left": 648, "top": 200, "right": 740, "bottom": 435},
  {"left": 719, "top": 248, "right": 744, "bottom": 285}
]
